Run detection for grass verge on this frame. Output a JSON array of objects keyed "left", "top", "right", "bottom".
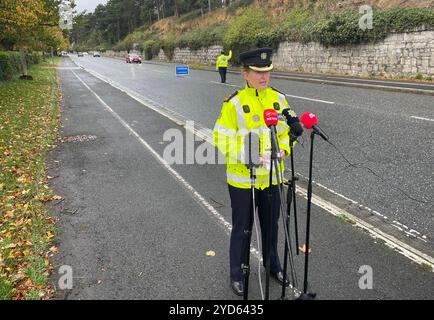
[{"left": 0, "top": 57, "right": 61, "bottom": 300}]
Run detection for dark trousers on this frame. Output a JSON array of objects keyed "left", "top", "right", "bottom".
[
  {"left": 218, "top": 67, "right": 227, "bottom": 83},
  {"left": 228, "top": 184, "right": 282, "bottom": 281}
]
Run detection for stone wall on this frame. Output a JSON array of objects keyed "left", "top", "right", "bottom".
[
  {"left": 154, "top": 30, "right": 434, "bottom": 77},
  {"left": 156, "top": 45, "right": 223, "bottom": 66},
  {"left": 273, "top": 30, "right": 434, "bottom": 77}
]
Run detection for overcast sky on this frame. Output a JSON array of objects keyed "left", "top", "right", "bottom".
[{"left": 74, "top": 0, "right": 108, "bottom": 13}]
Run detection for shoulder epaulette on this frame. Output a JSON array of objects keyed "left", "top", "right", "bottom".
[
  {"left": 271, "top": 87, "right": 285, "bottom": 95},
  {"left": 224, "top": 91, "right": 239, "bottom": 103}
]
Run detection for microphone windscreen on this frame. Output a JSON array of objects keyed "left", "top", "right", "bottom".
[
  {"left": 264, "top": 109, "right": 278, "bottom": 127},
  {"left": 290, "top": 121, "right": 304, "bottom": 138},
  {"left": 300, "top": 112, "right": 318, "bottom": 129},
  {"left": 244, "top": 132, "right": 260, "bottom": 166},
  {"left": 282, "top": 108, "right": 299, "bottom": 124},
  {"left": 282, "top": 108, "right": 303, "bottom": 137}
]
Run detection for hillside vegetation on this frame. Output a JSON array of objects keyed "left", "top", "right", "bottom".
[{"left": 72, "top": 0, "right": 434, "bottom": 62}]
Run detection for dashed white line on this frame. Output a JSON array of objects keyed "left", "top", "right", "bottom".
[
  {"left": 210, "top": 81, "right": 240, "bottom": 88},
  {"left": 150, "top": 69, "right": 165, "bottom": 74},
  {"left": 411, "top": 116, "right": 434, "bottom": 122},
  {"left": 209, "top": 81, "right": 336, "bottom": 104},
  {"left": 285, "top": 94, "right": 336, "bottom": 105}
]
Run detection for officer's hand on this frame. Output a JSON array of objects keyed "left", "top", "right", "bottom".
[
  {"left": 259, "top": 154, "right": 271, "bottom": 170},
  {"left": 278, "top": 150, "right": 288, "bottom": 160}
]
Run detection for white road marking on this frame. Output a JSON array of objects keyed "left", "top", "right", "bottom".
[
  {"left": 286, "top": 75, "right": 434, "bottom": 88},
  {"left": 209, "top": 81, "right": 336, "bottom": 104},
  {"left": 278, "top": 75, "right": 434, "bottom": 95},
  {"left": 285, "top": 94, "right": 335, "bottom": 105},
  {"left": 411, "top": 116, "right": 434, "bottom": 122},
  {"left": 150, "top": 69, "right": 165, "bottom": 74},
  {"left": 72, "top": 64, "right": 433, "bottom": 271},
  {"left": 210, "top": 81, "right": 240, "bottom": 88},
  {"left": 296, "top": 187, "right": 434, "bottom": 269}
]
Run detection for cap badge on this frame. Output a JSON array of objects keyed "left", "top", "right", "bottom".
[{"left": 261, "top": 52, "right": 267, "bottom": 60}]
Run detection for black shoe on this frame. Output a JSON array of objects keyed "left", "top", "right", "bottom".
[
  {"left": 270, "top": 271, "right": 290, "bottom": 287},
  {"left": 231, "top": 280, "right": 244, "bottom": 296}
]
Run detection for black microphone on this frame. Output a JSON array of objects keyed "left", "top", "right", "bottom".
[
  {"left": 244, "top": 132, "right": 260, "bottom": 169},
  {"left": 282, "top": 108, "right": 304, "bottom": 141}
]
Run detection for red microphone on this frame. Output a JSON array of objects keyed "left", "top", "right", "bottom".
[
  {"left": 263, "top": 109, "right": 281, "bottom": 158},
  {"left": 263, "top": 109, "right": 279, "bottom": 127},
  {"left": 300, "top": 112, "right": 329, "bottom": 141}
]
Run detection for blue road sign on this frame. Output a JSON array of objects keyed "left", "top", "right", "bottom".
[{"left": 176, "top": 65, "right": 190, "bottom": 76}]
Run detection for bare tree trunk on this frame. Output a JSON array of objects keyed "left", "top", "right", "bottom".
[{"left": 174, "top": 0, "right": 179, "bottom": 18}]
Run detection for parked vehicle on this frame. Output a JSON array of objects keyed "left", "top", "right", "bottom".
[{"left": 93, "top": 52, "right": 101, "bottom": 57}]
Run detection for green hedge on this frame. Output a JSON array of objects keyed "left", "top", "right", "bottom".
[
  {"left": 0, "top": 52, "right": 42, "bottom": 81},
  {"left": 223, "top": 8, "right": 282, "bottom": 63},
  {"left": 283, "top": 7, "right": 434, "bottom": 47},
  {"left": 176, "top": 25, "right": 227, "bottom": 51},
  {"left": 143, "top": 39, "right": 161, "bottom": 60}
]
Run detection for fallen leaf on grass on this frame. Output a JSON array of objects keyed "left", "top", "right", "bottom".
[
  {"left": 48, "top": 246, "right": 59, "bottom": 254},
  {"left": 4, "top": 210, "right": 15, "bottom": 218}
]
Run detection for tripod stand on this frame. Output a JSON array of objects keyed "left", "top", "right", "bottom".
[
  {"left": 280, "top": 141, "right": 300, "bottom": 300},
  {"left": 242, "top": 132, "right": 259, "bottom": 300},
  {"left": 264, "top": 127, "right": 299, "bottom": 300},
  {"left": 297, "top": 131, "right": 318, "bottom": 300}
]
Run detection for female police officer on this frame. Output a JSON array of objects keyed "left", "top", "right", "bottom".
[{"left": 213, "top": 48, "right": 294, "bottom": 296}]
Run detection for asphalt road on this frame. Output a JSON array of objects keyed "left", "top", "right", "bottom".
[
  {"left": 48, "top": 58, "right": 434, "bottom": 300},
  {"left": 69, "top": 55, "right": 434, "bottom": 241}
]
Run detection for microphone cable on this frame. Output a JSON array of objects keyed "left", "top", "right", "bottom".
[
  {"left": 324, "top": 139, "right": 429, "bottom": 205},
  {"left": 253, "top": 204, "right": 265, "bottom": 300}
]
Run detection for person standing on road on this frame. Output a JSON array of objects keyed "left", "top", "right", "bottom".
[
  {"left": 213, "top": 47, "right": 295, "bottom": 296},
  {"left": 216, "top": 49, "right": 232, "bottom": 84}
]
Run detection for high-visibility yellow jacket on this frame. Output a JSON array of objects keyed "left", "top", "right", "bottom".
[
  {"left": 213, "top": 84, "right": 294, "bottom": 190},
  {"left": 216, "top": 50, "right": 232, "bottom": 69}
]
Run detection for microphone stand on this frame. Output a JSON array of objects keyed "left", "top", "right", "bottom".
[
  {"left": 290, "top": 142, "right": 300, "bottom": 256},
  {"left": 280, "top": 138, "right": 300, "bottom": 300},
  {"left": 243, "top": 132, "right": 258, "bottom": 301},
  {"left": 297, "top": 131, "right": 317, "bottom": 300},
  {"left": 266, "top": 127, "right": 298, "bottom": 300},
  {"left": 265, "top": 128, "right": 278, "bottom": 300}
]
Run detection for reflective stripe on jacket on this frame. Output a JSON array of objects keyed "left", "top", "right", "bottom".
[{"left": 213, "top": 84, "right": 293, "bottom": 189}]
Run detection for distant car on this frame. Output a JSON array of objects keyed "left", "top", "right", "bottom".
[
  {"left": 93, "top": 52, "right": 101, "bottom": 57},
  {"left": 77, "top": 52, "right": 84, "bottom": 57},
  {"left": 126, "top": 53, "right": 142, "bottom": 64},
  {"left": 60, "top": 51, "right": 69, "bottom": 57},
  {"left": 83, "top": 52, "right": 88, "bottom": 56}
]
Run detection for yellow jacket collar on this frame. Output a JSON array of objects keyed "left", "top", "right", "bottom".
[{"left": 244, "top": 83, "right": 268, "bottom": 98}]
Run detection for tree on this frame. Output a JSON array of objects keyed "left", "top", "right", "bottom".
[{"left": 0, "top": 0, "right": 69, "bottom": 51}]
